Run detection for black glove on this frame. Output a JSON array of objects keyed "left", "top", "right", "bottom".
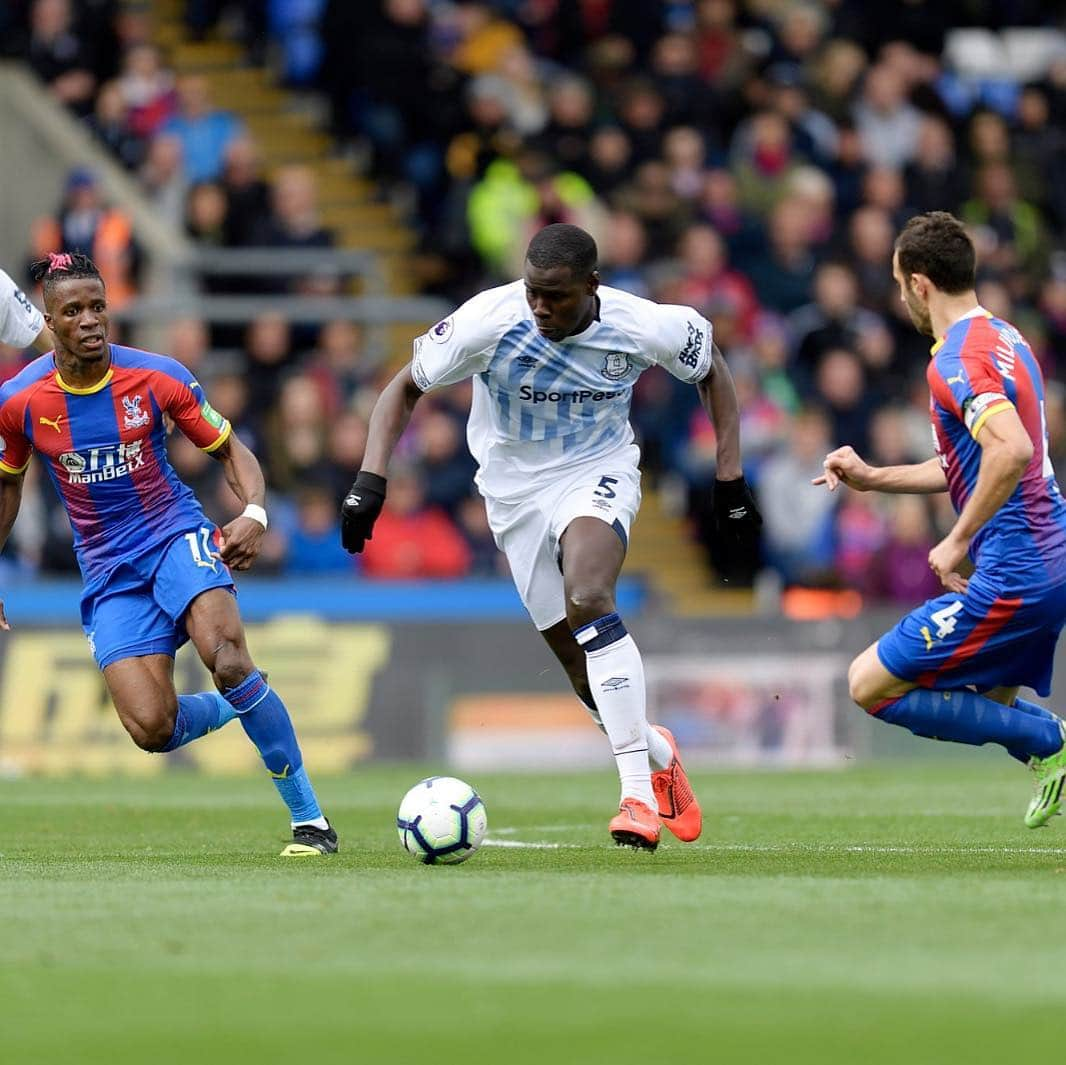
[
  {"left": 341, "top": 471, "right": 387, "bottom": 553},
  {"left": 713, "top": 476, "right": 763, "bottom": 565}
]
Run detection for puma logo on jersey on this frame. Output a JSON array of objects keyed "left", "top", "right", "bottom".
[{"left": 39, "top": 414, "right": 64, "bottom": 433}]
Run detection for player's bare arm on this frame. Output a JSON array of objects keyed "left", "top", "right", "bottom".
[
  {"left": 341, "top": 363, "right": 424, "bottom": 553},
  {"left": 927, "top": 405, "right": 1033, "bottom": 592},
  {"left": 32, "top": 324, "right": 52, "bottom": 354},
  {"left": 698, "top": 342, "right": 762, "bottom": 560},
  {"left": 697, "top": 342, "right": 742, "bottom": 480},
  {"left": 814, "top": 450, "right": 948, "bottom": 494},
  {"left": 209, "top": 434, "right": 267, "bottom": 570},
  {"left": 0, "top": 469, "right": 24, "bottom": 630}
]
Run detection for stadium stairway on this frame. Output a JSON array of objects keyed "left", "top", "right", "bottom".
[
  {"left": 147, "top": 3, "right": 748, "bottom": 616},
  {"left": 627, "top": 481, "right": 754, "bottom": 616},
  {"left": 150, "top": 2, "right": 425, "bottom": 359}
]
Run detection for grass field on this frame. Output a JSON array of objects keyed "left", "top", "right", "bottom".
[{"left": 3, "top": 761, "right": 1063, "bottom": 1065}]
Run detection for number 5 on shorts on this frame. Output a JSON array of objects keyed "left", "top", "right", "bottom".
[{"left": 594, "top": 476, "right": 618, "bottom": 499}]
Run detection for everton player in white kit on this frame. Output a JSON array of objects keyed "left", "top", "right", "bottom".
[
  {"left": 342, "top": 224, "right": 761, "bottom": 850},
  {"left": 0, "top": 266, "right": 52, "bottom": 354}
]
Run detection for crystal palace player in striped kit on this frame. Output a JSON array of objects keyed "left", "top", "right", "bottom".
[
  {"left": 816, "top": 212, "right": 1066, "bottom": 826},
  {"left": 342, "top": 224, "right": 762, "bottom": 850},
  {"left": 0, "top": 254, "right": 336, "bottom": 855}
]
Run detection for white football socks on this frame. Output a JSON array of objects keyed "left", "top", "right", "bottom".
[
  {"left": 582, "top": 630, "right": 656, "bottom": 808},
  {"left": 576, "top": 698, "right": 671, "bottom": 771}
]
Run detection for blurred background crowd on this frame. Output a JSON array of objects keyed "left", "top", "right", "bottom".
[{"left": 2, "top": 0, "right": 1065, "bottom": 602}]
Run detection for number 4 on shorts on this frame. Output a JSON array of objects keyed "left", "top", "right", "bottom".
[{"left": 930, "top": 600, "right": 964, "bottom": 639}]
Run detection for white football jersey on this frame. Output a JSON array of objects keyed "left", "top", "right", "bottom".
[
  {"left": 411, "top": 281, "right": 713, "bottom": 501},
  {"left": 0, "top": 269, "right": 45, "bottom": 350}
]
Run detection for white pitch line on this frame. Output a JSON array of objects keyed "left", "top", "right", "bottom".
[
  {"left": 687, "top": 842, "right": 1066, "bottom": 855},
  {"left": 487, "top": 834, "right": 1066, "bottom": 856},
  {"left": 483, "top": 838, "right": 582, "bottom": 850}
]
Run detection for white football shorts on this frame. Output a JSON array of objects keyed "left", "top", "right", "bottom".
[{"left": 483, "top": 447, "right": 642, "bottom": 631}]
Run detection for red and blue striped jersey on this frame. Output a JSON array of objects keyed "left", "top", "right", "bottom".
[
  {"left": 927, "top": 309, "right": 1066, "bottom": 591},
  {"left": 0, "top": 344, "right": 231, "bottom": 597}
]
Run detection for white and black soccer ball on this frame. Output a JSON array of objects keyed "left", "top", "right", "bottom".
[{"left": 396, "top": 776, "right": 488, "bottom": 865}]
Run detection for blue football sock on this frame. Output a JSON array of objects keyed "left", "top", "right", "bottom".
[
  {"left": 875, "top": 688, "right": 1064, "bottom": 760},
  {"left": 1013, "top": 697, "right": 1060, "bottom": 723},
  {"left": 161, "top": 691, "right": 237, "bottom": 752},
  {"left": 225, "top": 670, "right": 324, "bottom": 824}
]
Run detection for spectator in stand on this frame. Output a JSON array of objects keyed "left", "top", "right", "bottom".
[
  {"left": 904, "top": 115, "right": 965, "bottom": 216},
  {"left": 26, "top": 0, "right": 97, "bottom": 116},
  {"left": 160, "top": 74, "right": 244, "bottom": 183},
  {"left": 139, "top": 133, "right": 187, "bottom": 230},
  {"left": 815, "top": 347, "right": 879, "bottom": 454},
  {"left": 167, "top": 316, "right": 209, "bottom": 376},
  {"left": 847, "top": 205, "right": 896, "bottom": 313},
  {"left": 285, "top": 482, "right": 356, "bottom": 575},
  {"left": 730, "top": 110, "right": 801, "bottom": 217},
  {"left": 454, "top": 494, "right": 503, "bottom": 577},
  {"left": 879, "top": 496, "right": 943, "bottom": 604},
  {"left": 360, "top": 466, "right": 471, "bottom": 579},
  {"left": 599, "top": 210, "right": 651, "bottom": 297},
  {"left": 263, "top": 373, "right": 327, "bottom": 492},
  {"left": 119, "top": 43, "right": 175, "bottom": 138},
  {"left": 304, "top": 319, "right": 371, "bottom": 417},
  {"left": 745, "top": 197, "right": 816, "bottom": 314},
  {"left": 30, "top": 168, "right": 136, "bottom": 308},
  {"left": 963, "top": 162, "right": 1048, "bottom": 290},
  {"left": 184, "top": 181, "right": 229, "bottom": 247},
  {"left": 675, "top": 225, "right": 759, "bottom": 342},
  {"left": 662, "top": 126, "right": 708, "bottom": 205},
  {"left": 757, "top": 405, "right": 838, "bottom": 587},
  {"left": 699, "top": 168, "right": 764, "bottom": 266},
  {"left": 416, "top": 408, "right": 477, "bottom": 516},
  {"left": 614, "top": 158, "right": 689, "bottom": 260},
  {"left": 219, "top": 137, "right": 271, "bottom": 247},
  {"left": 86, "top": 79, "right": 145, "bottom": 171},
  {"left": 852, "top": 62, "right": 922, "bottom": 170},
  {"left": 825, "top": 119, "right": 868, "bottom": 219},
  {"left": 243, "top": 312, "right": 295, "bottom": 423},
  {"left": 616, "top": 78, "right": 668, "bottom": 165},
  {"left": 650, "top": 31, "right": 716, "bottom": 128},
  {"left": 529, "top": 76, "right": 596, "bottom": 178},
  {"left": 788, "top": 261, "right": 893, "bottom": 393},
  {"left": 583, "top": 126, "right": 635, "bottom": 198},
  {"left": 322, "top": 411, "right": 368, "bottom": 499}
]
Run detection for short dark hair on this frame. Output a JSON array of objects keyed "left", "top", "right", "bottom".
[
  {"left": 29, "top": 252, "right": 103, "bottom": 301},
  {"left": 894, "top": 212, "right": 975, "bottom": 295},
  {"left": 525, "top": 223, "right": 598, "bottom": 277}
]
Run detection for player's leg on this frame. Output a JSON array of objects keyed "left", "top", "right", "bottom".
[
  {"left": 88, "top": 589, "right": 235, "bottom": 752},
  {"left": 103, "top": 653, "right": 234, "bottom": 751},
  {"left": 850, "top": 592, "right": 1066, "bottom": 824},
  {"left": 183, "top": 588, "right": 336, "bottom": 854},
  {"left": 538, "top": 619, "right": 671, "bottom": 766},
  {"left": 559, "top": 516, "right": 667, "bottom": 849},
  {"left": 538, "top": 619, "right": 697, "bottom": 838}
]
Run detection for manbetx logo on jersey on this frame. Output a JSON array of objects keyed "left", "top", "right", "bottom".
[{"left": 59, "top": 440, "right": 144, "bottom": 483}]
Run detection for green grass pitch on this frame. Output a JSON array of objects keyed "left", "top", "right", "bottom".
[{"left": 2, "top": 761, "right": 1062, "bottom": 1065}]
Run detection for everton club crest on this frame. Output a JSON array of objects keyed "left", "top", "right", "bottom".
[{"left": 601, "top": 352, "right": 631, "bottom": 380}]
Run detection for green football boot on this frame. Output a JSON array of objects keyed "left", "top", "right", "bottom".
[{"left": 1025, "top": 724, "right": 1066, "bottom": 829}]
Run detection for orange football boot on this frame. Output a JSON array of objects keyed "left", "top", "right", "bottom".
[
  {"left": 609, "top": 798, "right": 660, "bottom": 850},
  {"left": 651, "top": 726, "right": 702, "bottom": 841}
]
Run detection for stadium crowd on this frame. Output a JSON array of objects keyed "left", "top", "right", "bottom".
[{"left": 2, "top": 0, "right": 1066, "bottom": 599}]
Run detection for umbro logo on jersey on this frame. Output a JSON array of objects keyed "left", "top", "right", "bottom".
[
  {"left": 344, "top": 493, "right": 361, "bottom": 507},
  {"left": 516, "top": 354, "right": 538, "bottom": 367},
  {"left": 39, "top": 414, "right": 64, "bottom": 433}
]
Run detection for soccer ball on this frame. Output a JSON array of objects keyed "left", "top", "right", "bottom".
[{"left": 396, "top": 776, "right": 488, "bottom": 865}]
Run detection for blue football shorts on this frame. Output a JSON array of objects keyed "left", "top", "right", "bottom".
[
  {"left": 877, "top": 577, "right": 1066, "bottom": 697},
  {"left": 80, "top": 524, "right": 236, "bottom": 670}
]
